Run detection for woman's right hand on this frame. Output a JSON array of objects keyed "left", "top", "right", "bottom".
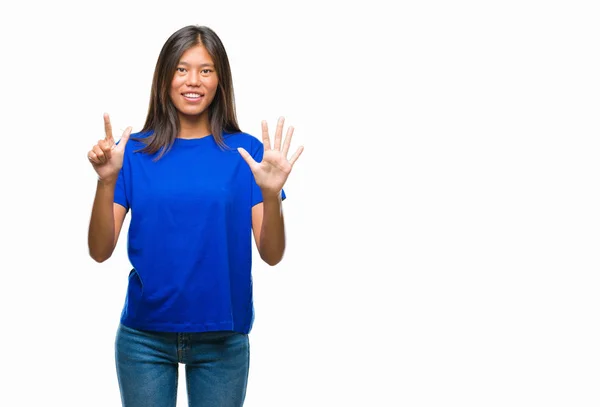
[{"left": 88, "top": 113, "right": 132, "bottom": 184}]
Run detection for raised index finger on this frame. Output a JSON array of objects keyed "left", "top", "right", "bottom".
[{"left": 104, "top": 113, "right": 114, "bottom": 145}]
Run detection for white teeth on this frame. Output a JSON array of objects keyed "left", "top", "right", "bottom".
[{"left": 183, "top": 93, "right": 201, "bottom": 98}]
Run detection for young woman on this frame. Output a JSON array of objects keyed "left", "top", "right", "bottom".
[{"left": 87, "top": 25, "right": 303, "bottom": 407}]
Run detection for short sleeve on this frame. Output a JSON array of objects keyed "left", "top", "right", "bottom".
[
  {"left": 113, "top": 139, "right": 130, "bottom": 210},
  {"left": 114, "top": 166, "right": 129, "bottom": 210},
  {"left": 250, "top": 138, "right": 286, "bottom": 207}
]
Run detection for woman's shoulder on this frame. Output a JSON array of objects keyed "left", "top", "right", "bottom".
[
  {"left": 121, "top": 130, "right": 153, "bottom": 151},
  {"left": 130, "top": 130, "right": 154, "bottom": 142},
  {"left": 223, "top": 131, "right": 261, "bottom": 146}
]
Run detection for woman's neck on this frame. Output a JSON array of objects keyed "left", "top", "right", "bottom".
[{"left": 178, "top": 112, "right": 211, "bottom": 139}]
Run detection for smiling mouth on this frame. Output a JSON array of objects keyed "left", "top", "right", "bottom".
[{"left": 182, "top": 93, "right": 204, "bottom": 99}]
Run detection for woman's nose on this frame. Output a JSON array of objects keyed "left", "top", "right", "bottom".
[{"left": 186, "top": 71, "right": 201, "bottom": 86}]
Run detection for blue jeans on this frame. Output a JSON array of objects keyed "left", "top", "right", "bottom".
[{"left": 115, "top": 323, "right": 250, "bottom": 407}]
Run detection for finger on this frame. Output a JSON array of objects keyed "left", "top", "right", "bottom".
[
  {"left": 88, "top": 151, "right": 99, "bottom": 164},
  {"left": 116, "top": 127, "right": 133, "bottom": 151},
  {"left": 282, "top": 125, "right": 294, "bottom": 158},
  {"left": 93, "top": 145, "right": 106, "bottom": 164},
  {"left": 104, "top": 113, "right": 114, "bottom": 145},
  {"left": 237, "top": 147, "right": 258, "bottom": 170},
  {"left": 261, "top": 120, "right": 271, "bottom": 151},
  {"left": 274, "top": 116, "right": 284, "bottom": 151},
  {"left": 99, "top": 139, "right": 112, "bottom": 160},
  {"left": 289, "top": 145, "right": 304, "bottom": 166}
]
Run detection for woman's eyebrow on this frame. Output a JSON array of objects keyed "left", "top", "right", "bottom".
[{"left": 178, "top": 61, "right": 215, "bottom": 68}]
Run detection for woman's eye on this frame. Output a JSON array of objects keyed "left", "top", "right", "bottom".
[
  {"left": 202, "top": 69, "right": 212, "bottom": 74},
  {"left": 177, "top": 67, "right": 186, "bottom": 73}
]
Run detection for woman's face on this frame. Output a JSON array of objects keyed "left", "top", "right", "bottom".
[{"left": 169, "top": 43, "right": 219, "bottom": 120}]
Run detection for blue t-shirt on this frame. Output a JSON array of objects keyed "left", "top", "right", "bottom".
[{"left": 114, "top": 131, "right": 285, "bottom": 333}]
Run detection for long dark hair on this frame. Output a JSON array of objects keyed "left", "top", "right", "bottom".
[{"left": 133, "top": 25, "right": 240, "bottom": 160}]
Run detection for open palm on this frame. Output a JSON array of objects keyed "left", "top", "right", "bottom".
[{"left": 238, "top": 117, "right": 304, "bottom": 197}]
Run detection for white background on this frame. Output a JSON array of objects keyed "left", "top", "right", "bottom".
[{"left": 1, "top": 0, "right": 599, "bottom": 406}]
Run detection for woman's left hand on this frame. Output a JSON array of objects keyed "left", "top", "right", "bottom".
[{"left": 238, "top": 117, "right": 304, "bottom": 197}]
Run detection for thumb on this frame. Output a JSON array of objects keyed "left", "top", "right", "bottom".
[
  {"left": 115, "top": 127, "right": 133, "bottom": 151},
  {"left": 237, "top": 147, "right": 257, "bottom": 170}
]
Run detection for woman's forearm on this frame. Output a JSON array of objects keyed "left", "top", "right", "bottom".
[
  {"left": 88, "top": 180, "right": 117, "bottom": 262},
  {"left": 258, "top": 192, "right": 286, "bottom": 266}
]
